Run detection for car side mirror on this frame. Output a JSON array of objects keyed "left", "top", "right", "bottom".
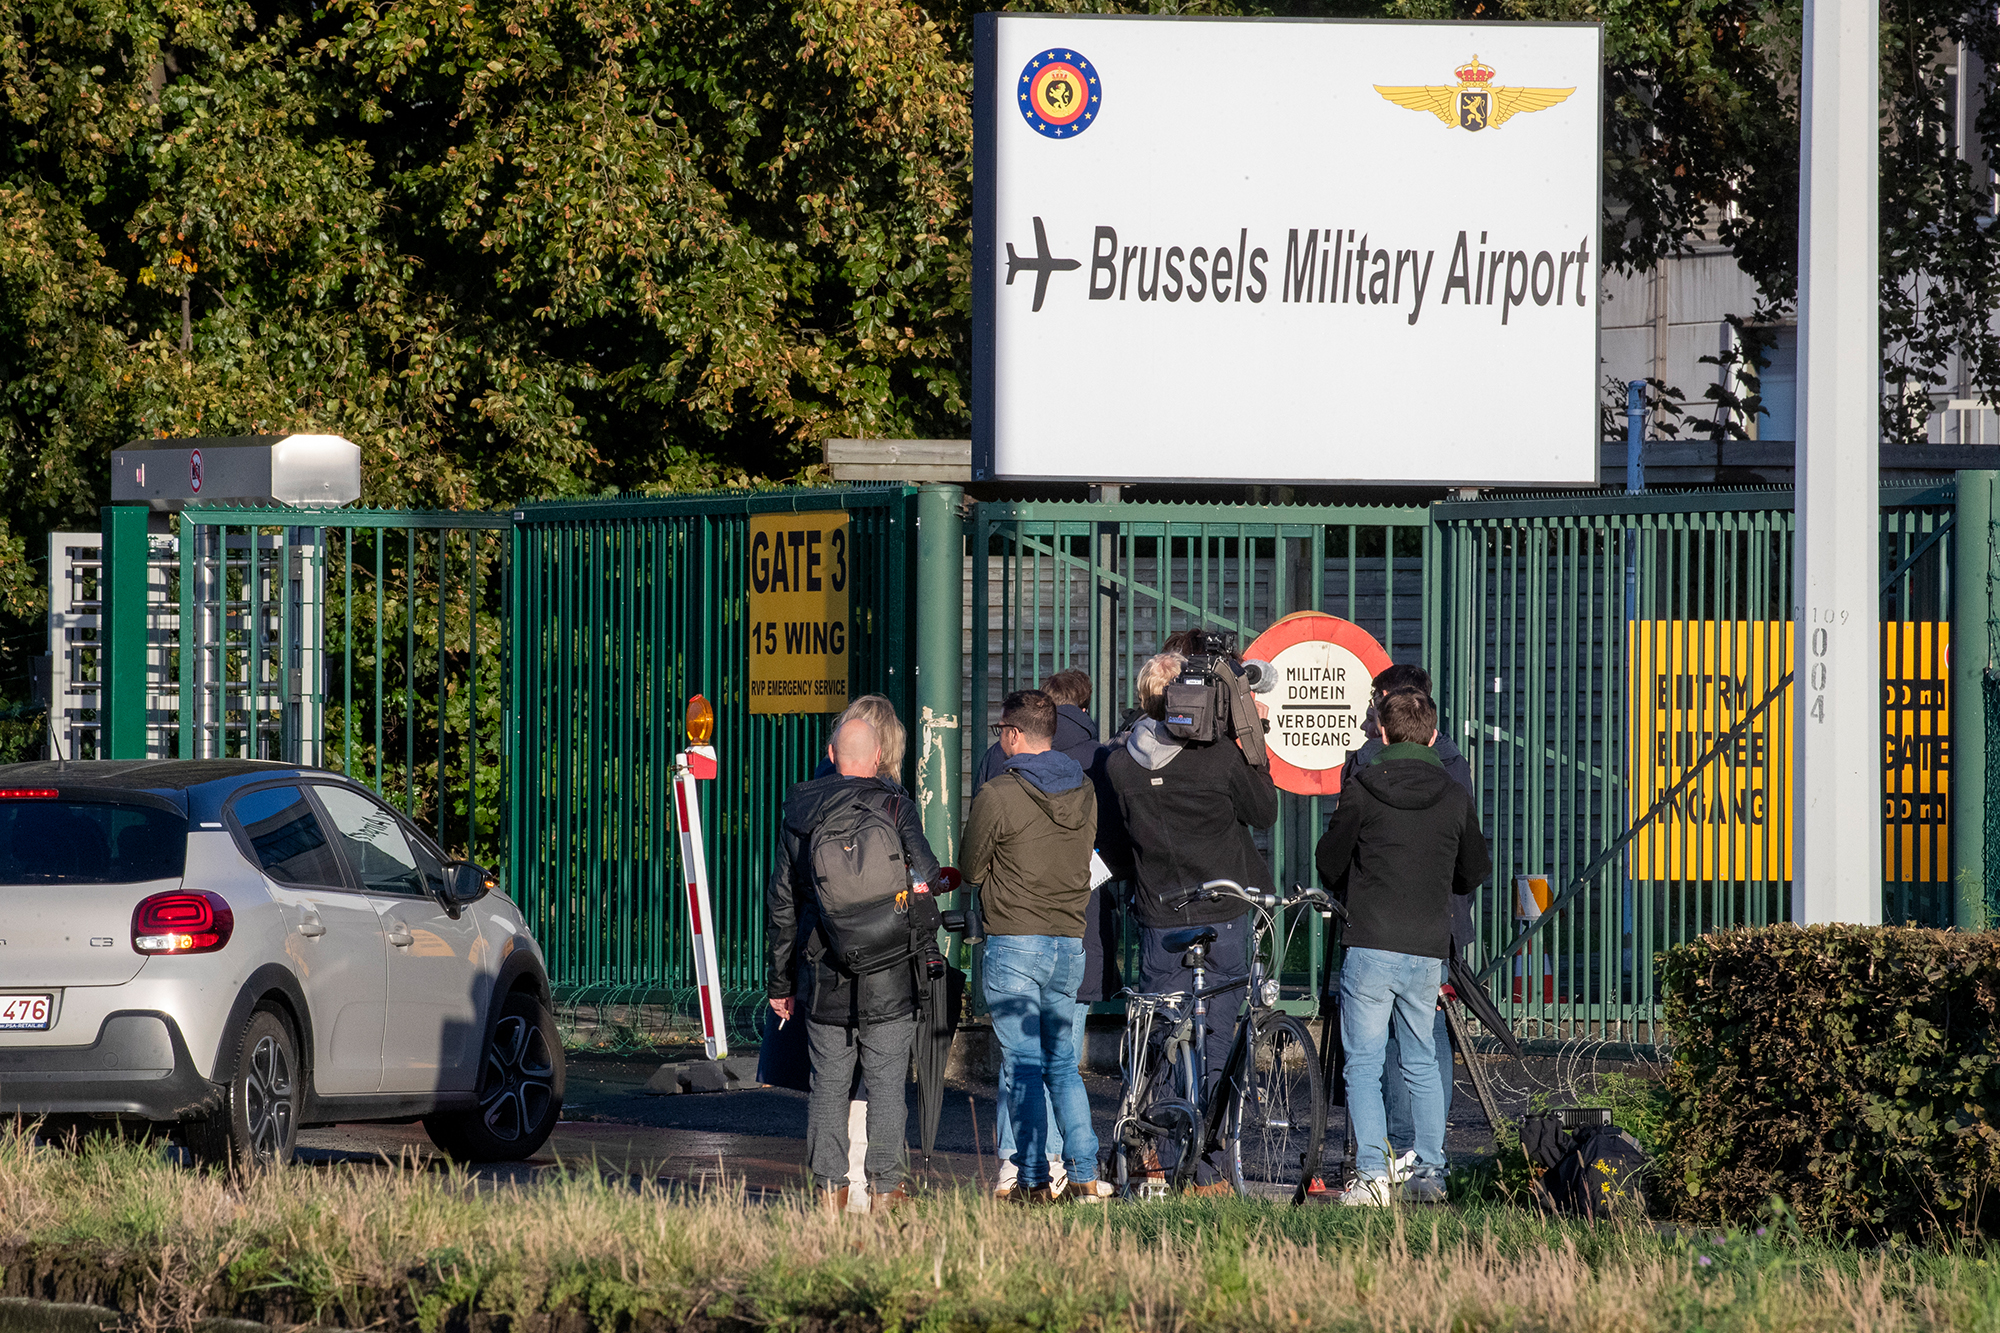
[{"left": 443, "top": 860, "right": 492, "bottom": 909}]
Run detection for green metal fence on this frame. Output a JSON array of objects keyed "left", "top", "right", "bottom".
[
  {"left": 969, "top": 500, "right": 1430, "bottom": 1005},
  {"left": 1429, "top": 484, "right": 1956, "bottom": 1041},
  {"left": 174, "top": 506, "right": 513, "bottom": 860},
  {"left": 144, "top": 480, "right": 1964, "bottom": 1035},
  {"left": 508, "top": 487, "right": 917, "bottom": 1005}
]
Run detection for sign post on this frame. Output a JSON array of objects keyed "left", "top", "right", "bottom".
[
  {"left": 673, "top": 696, "right": 727, "bottom": 1061},
  {"left": 1794, "top": 0, "right": 1882, "bottom": 924}
]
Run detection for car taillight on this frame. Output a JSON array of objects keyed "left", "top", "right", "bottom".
[
  {"left": 0, "top": 788, "right": 57, "bottom": 799},
  {"left": 132, "top": 890, "right": 234, "bottom": 954}
]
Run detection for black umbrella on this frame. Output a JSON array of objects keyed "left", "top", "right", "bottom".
[
  {"left": 917, "top": 872, "right": 976, "bottom": 1161},
  {"left": 913, "top": 965, "right": 960, "bottom": 1159}
]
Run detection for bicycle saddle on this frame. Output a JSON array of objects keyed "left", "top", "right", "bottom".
[{"left": 1162, "top": 925, "right": 1218, "bottom": 953}]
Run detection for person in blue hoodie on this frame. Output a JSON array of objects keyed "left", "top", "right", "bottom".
[{"left": 960, "top": 690, "right": 1111, "bottom": 1203}]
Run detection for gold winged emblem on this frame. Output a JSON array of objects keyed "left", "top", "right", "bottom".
[{"left": 1375, "top": 56, "right": 1573, "bottom": 132}]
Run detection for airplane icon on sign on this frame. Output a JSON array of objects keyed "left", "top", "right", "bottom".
[{"left": 1005, "top": 217, "right": 1080, "bottom": 312}]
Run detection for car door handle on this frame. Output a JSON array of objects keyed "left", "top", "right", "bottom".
[
  {"left": 297, "top": 916, "right": 327, "bottom": 938},
  {"left": 386, "top": 920, "right": 414, "bottom": 947}
]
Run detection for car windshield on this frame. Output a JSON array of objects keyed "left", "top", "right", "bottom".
[{"left": 0, "top": 800, "right": 186, "bottom": 884}]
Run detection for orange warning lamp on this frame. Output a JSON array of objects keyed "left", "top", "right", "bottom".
[{"left": 686, "top": 694, "right": 716, "bottom": 746}]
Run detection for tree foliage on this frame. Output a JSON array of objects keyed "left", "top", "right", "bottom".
[
  {"left": 0, "top": 0, "right": 975, "bottom": 527},
  {"left": 1403, "top": 0, "right": 2000, "bottom": 445},
  {"left": 0, "top": 0, "right": 1998, "bottom": 703}
]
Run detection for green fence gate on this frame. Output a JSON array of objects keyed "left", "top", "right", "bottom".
[
  {"left": 1430, "top": 484, "right": 1956, "bottom": 1041},
  {"left": 507, "top": 486, "right": 917, "bottom": 1010}
]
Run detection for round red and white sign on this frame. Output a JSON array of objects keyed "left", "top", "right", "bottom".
[
  {"left": 189, "top": 449, "right": 203, "bottom": 494},
  {"left": 1243, "top": 611, "right": 1393, "bottom": 796}
]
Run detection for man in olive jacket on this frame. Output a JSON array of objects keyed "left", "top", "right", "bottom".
[{"left": 961, "top": 690, "right": 1109, "bottom": 1201}]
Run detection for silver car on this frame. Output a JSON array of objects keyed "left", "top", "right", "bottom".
[{"left": 0, "top": 759, "right": 564, "bottom": 1168}]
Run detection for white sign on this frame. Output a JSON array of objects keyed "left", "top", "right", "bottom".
[
  {"left": 1264, "top": 639, "right": 1373, "bottom": 771},
  {"left": 1243, "top": 612, "right": 1393, "bottom": 796},
  {"left": 974, "top": 16, "right": 1602, "bottom": 486}
]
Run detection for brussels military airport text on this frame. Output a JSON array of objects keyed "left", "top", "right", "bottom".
[{"left": 1010, "top": 219, "right": 1591, "bottom": 326}]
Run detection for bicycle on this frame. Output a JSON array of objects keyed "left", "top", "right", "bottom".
[{"left": 1108, "top": 879, "right": 1330, "bottom": 1201}]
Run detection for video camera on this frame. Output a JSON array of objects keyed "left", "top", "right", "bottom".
[{"left": 1162, "top": 629, "right": 1276, "bottom": 767}]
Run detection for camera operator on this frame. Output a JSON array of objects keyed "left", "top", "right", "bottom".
[
  {"left": 1104, "top": 648, "right": 1277, "bottom": 1194},
  {"left": 1315, "top": 689, "right": 1490, "bottom": 1205}
]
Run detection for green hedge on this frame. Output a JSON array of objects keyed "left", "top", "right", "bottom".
[{"left": 1658, "top": 924, "right": 2000, "bottom": 1241}]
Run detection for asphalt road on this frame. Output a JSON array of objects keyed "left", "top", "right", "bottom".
[{"left": 293, "top": 1039, "right": 1609, "bottom": 1196}]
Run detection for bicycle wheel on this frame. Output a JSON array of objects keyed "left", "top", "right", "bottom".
[
  {"left": 1227, "top": 1013, "right": 1325, "bottom": 1199},
  {"left": 1113, "top": 1018, "right": 1200, "bottom": 1197}
]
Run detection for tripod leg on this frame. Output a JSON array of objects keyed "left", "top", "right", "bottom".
[{"left": 1443, "top": 995, "right": 1504, "bottom": 1142}]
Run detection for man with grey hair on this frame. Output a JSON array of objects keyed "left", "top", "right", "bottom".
[
  {"left": 766, "top": 717, "right": 940, "bottom": 1214},
  {"left": 1103, "top": 646, "right": 1278, "bottom": 1193}
]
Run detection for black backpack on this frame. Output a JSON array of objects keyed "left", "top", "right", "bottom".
[
  {"left": 808, "top": 792, "right": 918, "bottom": 975},
  {"left": 1521, "top": 1112, "right": 1651, "bottom": 1220}
]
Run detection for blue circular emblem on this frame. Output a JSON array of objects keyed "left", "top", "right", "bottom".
[{"left": 1018, "top": 50, "right": 1101, "bottom": 139}]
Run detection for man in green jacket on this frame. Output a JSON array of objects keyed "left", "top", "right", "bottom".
[{"left": 962, "top": 690, "right": 1111, "bottom": 1202}]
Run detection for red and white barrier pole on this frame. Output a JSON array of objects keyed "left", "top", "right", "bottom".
[{"left": 674, "top": 695, "right": 728, "bottom": 1061}]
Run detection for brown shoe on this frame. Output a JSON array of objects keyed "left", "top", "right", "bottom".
[
  {"left": 1009, "top": 1182, "right": 1057, "bottom": 1204},
  {"left": 1063, "top": 1179, "right": 1115, "bottom": 1204},
  {"left": 870, "top": 1183, "right": 912, "bottom": 1213},
  {"left": 820, "top": 1185, "right": 850, "bottom": 1214},
  {"left": 1188, "top": 1180, "right": 1236, "bottom": 1199}
]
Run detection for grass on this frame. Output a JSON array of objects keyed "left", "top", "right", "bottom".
[{"left": 3, "top": 1125, "right": 1999, "bottom": 1333}]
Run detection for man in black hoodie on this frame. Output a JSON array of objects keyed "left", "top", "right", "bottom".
[
  {"left": 766, "top": 718, "right": 941, "bottom": 1214},
  {"left": 1316, "top": 690, "right": 1490, "bottom": 1205},
  {"left": 1336, "top": 664, "right": 1475, "bottom": 1160}
]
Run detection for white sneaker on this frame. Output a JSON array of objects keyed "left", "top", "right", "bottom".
[
  {"left": 1404, "top": 1169, "right": 1448, "bottom": 1204},
  {"left": 1335, "top": 1176, "right": 1394, "bottom": 1207},
  {"left": 1388, "top": 1150, "right": 1417, "bottom": 1183},
  {"left": 1049, "top": 1155, "right": 1068, "bottom": 1191},
  {"left": 995, "top": 1158, "right": 1019, "bottom": 1199}
]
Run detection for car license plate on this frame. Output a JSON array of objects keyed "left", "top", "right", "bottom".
[{"left": 0, "top": 994, "right": 53, "bottom": 1030}]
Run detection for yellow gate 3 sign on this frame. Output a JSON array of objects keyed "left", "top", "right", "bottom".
[
  {"left": 1626, "top": 620, "right": 1949, "bottom": 884},
  {"left": 747, "top": 512, "right": 850, "bottom": 715}
]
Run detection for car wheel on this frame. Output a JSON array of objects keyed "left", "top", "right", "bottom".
[
  {"left": 423, "top": 990, "right": 564, "bottom": 1164},
  {"left": 187, "top": 1007, "right": 300, "bottom": 1171}
]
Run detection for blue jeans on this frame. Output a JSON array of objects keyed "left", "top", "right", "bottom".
[
  {"left": 1341, "top": 947, "right": 1446, "bottom": 1180},
  {"left": 983, "top": 935, "right": 1099, "bottom": 1186},
  {"left": 1385, "top": 1000, "right": 1453, "bottom": 1153},
  {"left": 995, "top": 999, "right": 1089, "bottom": 1169}
]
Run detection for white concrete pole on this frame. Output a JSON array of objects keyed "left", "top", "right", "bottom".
[{"left": 1793, "top": 0, "right": 1883, "bottom": 924}]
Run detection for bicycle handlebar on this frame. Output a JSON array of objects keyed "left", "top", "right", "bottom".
[
  {"left": 1164, "top": 878, "right": 1278, "bottom": 909},
  {"left": 1169, "top": 879, "right": 1336, "bottom": 913}
]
